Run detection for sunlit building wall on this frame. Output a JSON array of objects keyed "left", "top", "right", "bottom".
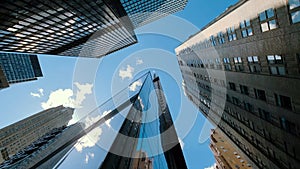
[
  {"left": 210, "top": 128, "right": 252, "bottom": 169},
  {"left": 176, "top": 0, "right": 300, "bottom": 169}
]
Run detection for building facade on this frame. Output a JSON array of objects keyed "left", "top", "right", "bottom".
[
  {"left": 0, "top": 0, "right": 188, "bottom": 58},
  {"left": 0, "top": 105, "right": 74, "bottom": 163},
  {"left": 176, "top": 0, "right": 300, "bottom": 169},
  {"left": 120, "top": 0, "right": 188, "bottom": 28},
  {"left": 0, "top": 52, "right": 42, "bottom": 89},
  {"left": 210, "top": 128, "right": 252, "bottom": 169},
  {"left": 0, "top": 0, "right": 137, "bottom": 58}
]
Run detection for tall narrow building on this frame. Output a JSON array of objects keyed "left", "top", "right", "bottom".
[
  {"left": 0, "top": 52, "right": 43, "bottom": 89},
  {"left": 176, "top": 0, "right": 300, "bottom": 169},
  {"left": 0, "top": 105, "right": 74, "bottom": 163},
  {"left": 23, "top": 73, "right": 187, "bottom": 169}
]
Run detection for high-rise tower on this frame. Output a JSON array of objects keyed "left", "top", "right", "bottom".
[
  {"left": 0, "top": 52, "right": 42, "bottom": 89},
  {"left": 176, "top": 0, "right": 300, "bottom": 168},
  {"left": 15, "top": 73, "right": 188, "bottom": 169}
]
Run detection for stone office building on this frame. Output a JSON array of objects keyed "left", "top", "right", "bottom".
[
  {"left": 176, "top": 0, "right": 300, "bottom": 168},
  {"left": 0, "top": 106, "right": 74, "bottom": 163}
]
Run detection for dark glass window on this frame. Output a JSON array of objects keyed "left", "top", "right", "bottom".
[
  {"left": 254, "top": 89, "right": 267, "bottom": 101},
  {"left": 275, "top": 94, "right": 292, "bottom": 110},
  {"left": 267, "top": 55, "right": 285, "bottom": 75},
  {"left": 240, "top": 85, "right": 249, "bottom": 95},
  {"left": 229, "top": 82, "right": 236, "bottom": 91}
]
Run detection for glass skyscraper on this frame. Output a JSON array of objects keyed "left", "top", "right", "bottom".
[
  {"left": 4, "top": 73, "right": 187, "bottom": 169},
  {"left": 120, "top": 0, "right": 188, "bottom": 28},
  {"left": 0, "top": 52, "right": 43, "bottom": 89}
]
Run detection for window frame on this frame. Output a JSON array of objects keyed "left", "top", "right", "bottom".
[
  {"left": 259, "top": 8, "right": 278, "bottom": 32},
  {"left": 288, "top": 0, "right": 300, "bottom": 24},
  {"left": 240, "top": 19, "right": 253, "bottom": 38}
]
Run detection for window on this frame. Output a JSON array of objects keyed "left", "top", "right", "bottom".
[
  {"left": 244, "top": 102, "right": 254, "bottom": 113},
  {"left": 234, "top": 57, "right": 244, "bottom": 71},
  {"left": 223, "top": 58, "right": 231, "bottom": 70},
  {"left": 215, "top": 58, "right": 222, "bottom": 69},
  {"left": 254, "top": 89, "right": 266, "bottom": 101},
  {"left": 259, "top": 8, "right": 278, "bottom": 32},
  {"left": 232, "top": 97, "right": 241, "bottom": 106},
  {"left": 227, "top": 27, "right": 237, "bottom": 41},
  {"left": 259, "top": 109, "right": 272, "bottom": 122},
  {"left": 280, "top": 117, "right": 297, "bottom": 134},
  {"left": 248, "top": 56, "right": 261, "bottom": 73},
  {"left": 289, "top": 0, "right": 300, "bottom": 24},
  {"left": 217, "top": 32, "right": 225, "bottom": 44},
  {"left": 275, "top": 94, "right": 292, "bottom": 110},
  {"left": 240, "top": 85, "right": 249, "bottom": 95},
  {"left": 229, "top": 82, "right": 236, "bottom": 91},
  {"left": 267, "top": 55, "right": 286, "bottom": 75},
  {"left": 240, "top": 19, "right": 253, "bottom": 37},
  {"left": 210, "top": 35, "right": 217, "bottom": 46}
]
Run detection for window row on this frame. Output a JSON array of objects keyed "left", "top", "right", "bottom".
[
  {"left": 227, "top": 82, "right": 293, "bottom": 110},
  {"left": 179, "top": 1, "right": 300, "bottom": 55}
]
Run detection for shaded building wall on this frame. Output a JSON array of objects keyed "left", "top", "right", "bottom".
[
  {"left": 0, "top": 106, "right": 74, "bottom": 163},
  {"left": 176, "top": 0, "right": 300, "bottom": 169}
]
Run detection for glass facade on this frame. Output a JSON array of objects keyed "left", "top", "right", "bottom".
[
  {"left": 1, "top": 73, "right": 187, "bottom": 168},
  {"left": 120, "top": 0, "right": 188, "bottom": 28},
  {"left": 0, "top": 0, "right": 137, "bottom": 58},
  {"left": 0, "top": 52, "right": 42, "bottom": 85}
]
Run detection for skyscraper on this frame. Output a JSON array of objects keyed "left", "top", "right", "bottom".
[
  {"left": 210, "top": 128, "right": 252, "bottom": 169},
  {"left": 0, "top": 52, "right": 43, "bottom": 89},
  {"left": 120, "top": 0, "right": 188, "bottom": 28},
  {"left": 0, "top": 0, "right": 137, "bottom": 58},
  {"left": 176, "top": 0, "right": 300, "bottom": 169},
  {"left": 22, "top": 73, "right": 187, "bottom": 169},
  {"left": 0, "top": 105, "right": 74, "bottom": 163},
  {"left": 0, "top": 0, "right": 188, "bottom": 58}
]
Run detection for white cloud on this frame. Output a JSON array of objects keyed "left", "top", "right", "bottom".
[
  {"left": 181, "top": 80, "right": 187, "bottom": 97},
  {"left": 84, "top": 152, "right": 95, "bottom": 164},
  {"left": 129, "top": 80, "right": 142, "bottom": 91},
  {"left": 75, "top": 110, "right": 112, "bottom": 152},
  {"left": 41, "top": 89, "right": 74, "bottom": 109},
  {"left": 73, "top": 82, "right": 93, "bottom": 108},
  {"left": 204, "top": 163, "right": 216, "bottom": 169},
  {"left": 101, "top": 110, "right": 113, "bottom": 128},
  {"left": 85, "top": 154, "right": 89, "bottom": 164},
  {"left": 41, "top": 82, "right": 93, "bottom": 109},
  {"left": 30, "top": 88, "right": 44, "bottom": 98},
  {"left": 136, "top": 58, "right": 143, "bottom": 65},
  {"left": 75, "top": 115, "right": 102, "bottom": 152},
  {"left": 119, "top": 65, "right": 134, "bottom": 80},
  {"left": 179, "top": 138, "right": 185, "bottom": 149}
]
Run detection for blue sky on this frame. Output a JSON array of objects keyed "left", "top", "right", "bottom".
[{"left": 0, "top": 0, "right": 238, "bottom": 168}]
